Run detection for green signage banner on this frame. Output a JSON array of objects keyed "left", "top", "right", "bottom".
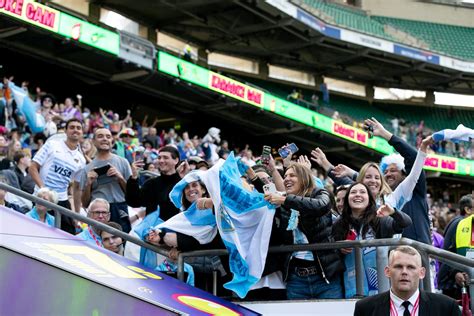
[
  {"left": 157, "top": 51, "right": 474, "bottom": 177},
  {"left": 58, "top": 13, "right": 119, "bottom": 55}
]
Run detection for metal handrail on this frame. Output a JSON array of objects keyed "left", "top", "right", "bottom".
[
  {"left": 0, "top": 182, "right": 171, "bottom": 259},
  {"left": 3, "top": 181, "right": 474, "bottom": 310},
  {"left": 176, "top": 237, "right": 474, "bottom": 310}
]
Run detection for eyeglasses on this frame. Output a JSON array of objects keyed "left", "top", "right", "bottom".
[{"left": 90, "top": 211, "right": 110, "bottom": 216}]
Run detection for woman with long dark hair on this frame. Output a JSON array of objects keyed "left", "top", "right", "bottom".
[{"left": 332, "top": 182, "right": 412, "bottom": 298}]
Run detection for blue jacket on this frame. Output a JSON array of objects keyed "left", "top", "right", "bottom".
[{"left": 26, "top": 207, "right": 55, "bottom": 227}]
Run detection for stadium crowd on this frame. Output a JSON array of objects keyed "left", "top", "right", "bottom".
[
  {"left": 286, "top": 88, "right": 473, "bottom": 160},
  {"left": 0, "top": 77, "right": 473, "bottom": 305}
]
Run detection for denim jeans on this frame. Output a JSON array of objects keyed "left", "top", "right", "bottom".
[{"left": 286, "top": 270, "right": 343, "bottom": 299}]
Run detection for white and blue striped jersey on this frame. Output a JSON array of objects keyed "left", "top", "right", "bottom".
[{"left": 33, "top": 140, "right": 86, "bottom": 201}]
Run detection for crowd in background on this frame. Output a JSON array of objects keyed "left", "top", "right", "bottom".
[
  {"left": 0, "top": 77, "right": 473, "bottom": 304},
  {"left": 286, "top": 87, "right": 473, "bottom": 160}
]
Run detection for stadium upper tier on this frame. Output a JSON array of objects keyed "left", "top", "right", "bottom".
[
  {"left": 374, "top": 16, "right": 474, "bottom": 61},
  {"left": 235, "top": 75, "right": 474, "bottom": 131},
  {"left": 299, "top": 0, "right": 396, "bottom": 40},
  {"left": 298, "top": 0, "right": 474, "bottom": 60}
]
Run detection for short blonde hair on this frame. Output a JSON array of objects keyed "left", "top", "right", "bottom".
[
  {"left": 35, "top": 187, "right": 58, "bottom": 204},
  {"left": 389, "top": 246, "right": 422, "bottom": 266}
]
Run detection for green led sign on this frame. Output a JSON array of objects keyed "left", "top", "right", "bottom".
[
  {"left": 157, "top": 51, "right": 474, "bottom": 177},
  {"left": 58, "top": 13, "right": 119, "bottom": 55}
]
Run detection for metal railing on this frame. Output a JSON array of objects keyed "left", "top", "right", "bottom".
[
  {"left": 0, "top": 182, "right": 171, "bottom": 259},
  {"left": 2, "top": 181, "right": 474, "bottom": 310},
  {"left": 176, "top": 237, "right": 474, "bottom": 310}
]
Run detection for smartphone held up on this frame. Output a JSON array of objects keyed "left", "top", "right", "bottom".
[
  {"left": 261, "top": 145, "right": 271, "bottom": 165},
  {"left": 278, "top": 143, "right": 299, "bottom": 159}
]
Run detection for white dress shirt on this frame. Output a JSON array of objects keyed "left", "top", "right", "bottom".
[{"left": 390, "top": 289, "right": 420, "bottom": 316}]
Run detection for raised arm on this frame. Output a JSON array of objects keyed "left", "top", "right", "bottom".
[
  {"left": 99, "top": 108, "right": 112, "bottom": 124},
  {"left": 376, "top": 204, "right": 413, "bottom": 237},
  {"left": 365, "top": 117, "right": 417, "bottom": 170},
  {"left": 311, "top": 147, "right": 354, "bottom": 186},
  {"left": 384, "top": 136, "right": 432, "bottom": 210}
]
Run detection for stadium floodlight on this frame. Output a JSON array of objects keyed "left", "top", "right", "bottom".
[{"left": 461, "top": 0, "right": 474, "bottom": 3}]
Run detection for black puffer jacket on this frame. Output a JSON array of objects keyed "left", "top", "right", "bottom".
[{"left": 276, "top": 188, "right": 345, "bottom": 282}]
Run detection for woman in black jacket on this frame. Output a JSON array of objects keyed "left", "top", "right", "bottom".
[
  {"left": 265, "top": 162, "right": 344, "bottom": 299},
  {"left": 332, "top": 181, "right": 412, "bottom": 298}
]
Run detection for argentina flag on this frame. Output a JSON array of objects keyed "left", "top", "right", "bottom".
[
  {"left": 171, "top": 153, "right": 275, "bottom": 298},
  {"left": 432, "top": 124, "right": 474, "bottom": 143},
  {"left": 6, "top": 82, "right": 45, "bottom": 133},
  {"left": 200, "top": 152, "right": 275, "bottom": 298},
  {"left": 165, "top": 171, "right": 218, "bottom": 244}
]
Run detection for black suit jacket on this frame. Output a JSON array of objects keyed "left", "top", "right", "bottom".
[{"left": 353, "top": 291, "right": 461, "bottom": 316}]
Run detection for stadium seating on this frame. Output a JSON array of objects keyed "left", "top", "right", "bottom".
[
  {"left": 298, "top": 0, "right": 474, "bottom": 60},
  {"left": 374, "top": 16, "right": 474, "bottom": 60},
  {"left": 234, "top": 74, "right": 474, "bottom": 132},
  {"left": 299, "top": 0, "right": 395, "bottom": 40},
  {"left": 374, "top": 102, "right": 474, "bottom": 131}
]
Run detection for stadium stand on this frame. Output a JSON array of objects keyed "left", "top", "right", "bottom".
[
  {"left": 231, "top": 74, "right": 474, "bottom": 132},
  {"left": 297, "top": 0, "right": 474, "bottom": 60},
  {"left": 298, "top": 0, "right": 394, "bottom": 39},
  {"left": 1, "top": 1, "right": 474, "bottom": 314},
  {"left": 374, "top": 16, "right": 474, "bottom": 60}
]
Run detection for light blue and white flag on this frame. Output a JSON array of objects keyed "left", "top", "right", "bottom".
[
  {"left": 155, "top": 201, "right": 217, "bottom": 245},
  {"left": 134, "top": 208, "right": 164, "bottom": 269},
  {"left": 432, "top": 124, "right": 474, "bottom": 143},
  {"left": 200, "top": 152, "right": 275, "bottom": 298},
  {"left": 163, "top": 171, "right": 217, "bottom": 244},
  {"left": 167, "top": 153, "right": 275, "bottom": 298},
  {"left": 7, "top": 82, "right": 45, "bottom": 133}
]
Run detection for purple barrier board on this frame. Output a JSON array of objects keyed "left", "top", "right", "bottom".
[{"left": 0, "top": 207, "right": 259, "bottom": 315}]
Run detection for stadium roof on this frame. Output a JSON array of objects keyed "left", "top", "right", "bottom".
[{"left": 98, "top": 0, "right": 474, "bottom": 94}]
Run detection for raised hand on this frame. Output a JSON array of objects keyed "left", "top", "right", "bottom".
[
  {"left": 333, "top": 164, "right": 356, "bottom": 178},
  {"left": 131, "top": 160, "right": 145, "bottom": 179},
  {"left": 376, "top": 204, "right": 395, "bottom": 217},
  {"left": 297, "top": 155, "right": 311, "bottom": 170},
  {"left": 280, "top": 143, "right": 293, "bottom": 168},
  {"left": 310, "top": 147, "right": 333, "bottom": 172},
  {"left": 364, "top": 117, "right": 392, "bottom": 140},
  {"left": 177, "top": 160, "right": 191, "bottom": 178},
  {"left": 420, "top": 135, "right": 434, "bottom": 153}
]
